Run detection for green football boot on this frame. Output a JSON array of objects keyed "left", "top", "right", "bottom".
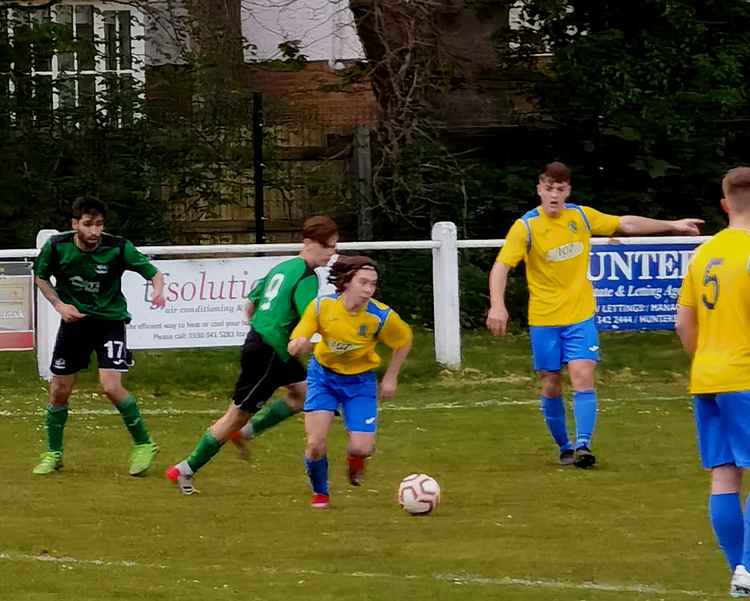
[
  {"left": 33, "top": 451, "right": 63, "bottom": 475},
  {"left": 129, "top": 441, "right": 159, "bottom": 476}
]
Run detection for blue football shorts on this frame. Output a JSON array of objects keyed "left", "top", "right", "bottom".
[
  {"left": 304, "top": 358, "right": 378, "bottom": 433},
  {"left": 528, "top": 317, "right": 600, "bottom": 372},
  {"left": 694, "top": 391, "right": 750, "bottom": 469}
]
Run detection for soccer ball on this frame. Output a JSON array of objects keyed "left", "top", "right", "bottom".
[{"left": 398, "top": 473, "right": 440, "bottom": 515}]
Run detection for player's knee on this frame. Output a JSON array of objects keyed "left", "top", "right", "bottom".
[
  {"left": 50, "top": 381, "right": 73, "bottom": 404},
  {"left": 100, "top": 381, "right": 125, "bottom": 401},
  {"left": 711, "top": 464, "right": 742, "bottom": 493},
  {"left": 284, "top": 396, "right": 304, "bottom": 413},
  {"left": 540, "top": 374, "right": 562, "bottom": 397},
  {"left": 568, "top": 364, "right": 596, "bottom": 390},
  {"left": 348, "top": 441, "right": 374, "bottom": 457},
  {"left": 306, "top": 438, "right": 327, "bottom": 459}
]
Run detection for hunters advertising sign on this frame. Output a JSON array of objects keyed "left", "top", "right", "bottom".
[{"left": 591, "top": 241, "right": 700, "bottom": 331}]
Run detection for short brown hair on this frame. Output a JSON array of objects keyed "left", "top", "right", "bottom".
[
  {"left": 328, "top": 255, "right": 378, "bottom": 293},
  {"left": 540, "top": 161, "right": 571, "bottom": 184},
  {"left": 72, "top": 196, "right": 107, "bottom": 220},
  {"left": 722, "top": 167, "right": 750, "bottom": 203},
  {"left": 302, "top": 215, "right": 338, "bottom": 245}
]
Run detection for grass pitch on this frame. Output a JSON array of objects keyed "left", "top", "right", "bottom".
[{"left": 0, "top": 330, "right": 731, "bottom": 600}]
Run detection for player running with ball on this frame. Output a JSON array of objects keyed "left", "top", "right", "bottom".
[{"left": 288, "top": 255, "right": 412, "bottom": 508}]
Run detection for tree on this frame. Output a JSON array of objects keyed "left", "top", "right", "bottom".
[
  {"left": 509, "top": 0, "right": 750, "bottom": 225},
  {"left": 0, "top": 0, "right": 266, "bottom": 248}
]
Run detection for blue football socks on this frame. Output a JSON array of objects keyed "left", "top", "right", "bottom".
[
  {"left": 540, "top": 396, "right": 572, "bottom": 451},
  {"left": 305, "top": 456, "right": 329, "bottom": 496},
  {"left": 710, "top": 492, "right": 743, "bottom": 570},
  {"left": 573, "top": 390, "right": 597, "bottom": 449}
]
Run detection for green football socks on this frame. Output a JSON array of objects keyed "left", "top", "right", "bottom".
[
  {"left": 250, "top": 398, "right": 295, "bottom": 437},
  {"left": 45, "top": 404, "right": 69, "bottom": 453},
  {"left": 115, "top": 394, "right": 151, "bottom": 445},
  {"left": 186, "top": 431, "right": 223, "bottom": 473}
]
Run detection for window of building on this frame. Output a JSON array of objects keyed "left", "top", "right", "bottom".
[{"left": 0, "top": 2, "right": 145, "bottom": 125}]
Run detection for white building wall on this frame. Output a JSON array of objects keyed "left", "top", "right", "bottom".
[{"left": 241, "top": 0, "right": 365, "bottom": 64}]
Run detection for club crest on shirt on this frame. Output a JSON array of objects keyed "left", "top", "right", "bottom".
[
  {"left": 358, "top": 324, "right": 367, "bottom": 337},
  {"left": 95, "top": 264, "right": 109, "bottom": 275},
  {"left": 545, "top": 241, "right": 584, "bottom": 263},
  {"left": 568, "top": 220, "right": 578, "bottom": 233}
]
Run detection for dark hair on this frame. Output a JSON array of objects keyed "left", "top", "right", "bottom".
[
  {"left": 723, "top": 166, "right": 750, "bottom": 202},
  {"left": 328, "top": 255, "right": 378, "bottom": 293},
  {"left": 302, "top": 215, "right": 338, "bottom": 245},
  {"left": 72, "top": 196, "right": 107, "bottom": 220},
  {"left": 540, "top": 161, "right": 571, "bottom": 184}
]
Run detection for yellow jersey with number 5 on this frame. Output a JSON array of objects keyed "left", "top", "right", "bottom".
[{"left": 678, "top": 228, "right": 750, "bottom": 393}]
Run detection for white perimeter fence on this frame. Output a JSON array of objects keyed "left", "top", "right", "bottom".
[{"left": 0, "top": 222, "right": 707, "bottom": 379}]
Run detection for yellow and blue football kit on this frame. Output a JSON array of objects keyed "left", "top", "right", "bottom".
[
  {"left": 292, "top": 293, "right": 412, "bottom": 433},
  {"left": 292, "top": 293, "right": 412, "bottom": 376},
  {"left": 679, "top": 228, "right": 750, "bottom": 470},
  {"left": 497, "top": 203, "right": 621, "bottom": 327},
  {"left": 498, "top": 203, "right": 620, "bottom": 371},
  {"left": 497, "top": 203, "right": 620, "bottom": 457}
]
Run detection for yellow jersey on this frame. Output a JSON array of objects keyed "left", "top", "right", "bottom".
[
  {"left": 291, "top": 294, "right": 413, "bottom": 375},
  {"left": 678, "top": 228, "right": 750, "bottom": 394},
  {"left": 497, "top": 203, "right": 620, "bottom": 326}
]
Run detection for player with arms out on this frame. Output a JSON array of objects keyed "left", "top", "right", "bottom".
[
  {"left": 32, "top": 196, "right": 166, "bottom": 476},
  {"left": 676, "top": 166, "right": 750, "bottom": 597},
  {"left": 487, "top": 162, "right": 703, "bottom": 468},
  {"left": 166, "top": 216, "right": 338, "bottom": 494},
  {"left": 288, "top": 255, "right": 412, "bottom": 508}
]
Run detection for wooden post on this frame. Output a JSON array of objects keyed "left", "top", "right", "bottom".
[
  {"left": 252, "top": 92, "right": 265, "bottom": 243},
  {"left": 352, "top": 125, "right": 373, "bottom": 241}
]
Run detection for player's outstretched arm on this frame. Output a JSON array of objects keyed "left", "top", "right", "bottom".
[
  {"left": 35, "top": 277, "right": 86, "bottom": 322},
  {"left": 675, "top": 304, "right": 698, "bottom": 355},
  {"left": 149, "top": 272, "right": 166, "bottom": 308},
  {"left": 616, "top": 216, "right": 704, "bottom": 236},
  {"left": 380, "top": 341, "right": 412, "bottom": 401},
  {"left": 487, "top": 261, "right": 511, "bottom": 337}
]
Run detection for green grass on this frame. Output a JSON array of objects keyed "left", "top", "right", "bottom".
[{"left": 0, "top": 330, "right": 731, "bottom": 600}]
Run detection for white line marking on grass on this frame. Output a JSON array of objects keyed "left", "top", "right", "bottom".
[
  {"left": 0, "top": 396, "right": 688, "bottom": 418},
  {"left": 0, "top": 551, "right": 166, "bottom": 569},
  {"left": 0, "top": 550, "right": 720, "bottom": 598}
]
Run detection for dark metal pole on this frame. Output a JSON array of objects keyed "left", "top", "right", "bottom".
[{"left": 252, "top": 92, "right": 265, "bottom": 243}]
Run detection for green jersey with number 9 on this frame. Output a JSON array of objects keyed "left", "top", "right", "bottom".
[{"left": 248, "top": 256, "right": 318, "bottom": 361}]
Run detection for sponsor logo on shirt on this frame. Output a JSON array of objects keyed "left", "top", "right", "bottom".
[
  {"left": 545, "top": 242, "right": 584, "bottom": 263},
  {"left": 326, "top": 339, "right": 363, "bottom": 354},
  {"left": 69, "top": 275, "right": 101, "bottom": 293}
]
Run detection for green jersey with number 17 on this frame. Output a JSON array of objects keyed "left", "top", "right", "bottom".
[{"left": 248, "top": 256, "right": 318, "bottom": 361}]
